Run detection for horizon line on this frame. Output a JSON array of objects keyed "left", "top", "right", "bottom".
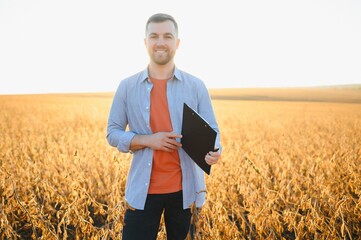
[{"left": 0, "top": 83, "right": 360, "bottom": 96}]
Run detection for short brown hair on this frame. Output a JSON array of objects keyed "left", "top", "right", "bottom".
[{"left": 145, "top": 13, "right": 178, "bottom": 36}]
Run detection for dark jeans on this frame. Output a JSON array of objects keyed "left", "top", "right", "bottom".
[{"left": 122, "top": 190, "right": 191, "bottom": 240}]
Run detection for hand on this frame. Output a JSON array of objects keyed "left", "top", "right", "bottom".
[
  {"left": 205, "top": 149, "right": 220, "bottom": 165},
  {"left": 148, "top": 132, "right": 182, "bottom": 152}
]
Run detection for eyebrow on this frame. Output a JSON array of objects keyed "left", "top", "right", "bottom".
[{"left": 148, "top": 32, "right": 175, "bottom": 37}]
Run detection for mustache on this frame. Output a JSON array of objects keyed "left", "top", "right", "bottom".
[{"left": 154, "top": 46, "right": 168, "bottom": 50}]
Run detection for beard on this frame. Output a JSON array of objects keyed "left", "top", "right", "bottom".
[{"left": 149, "top": 49, "right": 175, "bottom": 65}]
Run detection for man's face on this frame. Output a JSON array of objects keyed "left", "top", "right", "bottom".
[{"left": 144, "top": 20, "right": 180, "bottom": 66}]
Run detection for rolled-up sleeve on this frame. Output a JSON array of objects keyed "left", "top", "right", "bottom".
[{"left": 106, "top": 80, "right": 136, "bottom": 153}]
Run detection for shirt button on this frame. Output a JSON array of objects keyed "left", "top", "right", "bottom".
[
  {"left": 145, "top": 182, "right": 148, "bottom": 186},
  {"left": 148, "top": 163, "right": 151, "bottom": 166}
]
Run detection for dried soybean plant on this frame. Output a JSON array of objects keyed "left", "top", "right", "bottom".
[{"left": 1, "top": 94, "right": 360, "bottom": 239}]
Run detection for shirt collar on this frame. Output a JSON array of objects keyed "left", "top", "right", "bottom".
[{"left": 140, "top": 66, "right": 183, "bottom": 83}]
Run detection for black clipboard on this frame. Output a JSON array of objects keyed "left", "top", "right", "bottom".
[{"left": 181, "top": 103, "right": 216, "bottom": 175}]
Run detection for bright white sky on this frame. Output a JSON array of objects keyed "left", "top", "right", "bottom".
[{"left": 0, "top": 0, "right": 360, "bottom": 94}]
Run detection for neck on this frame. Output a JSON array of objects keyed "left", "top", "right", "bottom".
[{"left": 148, "top": 62, "right": 175, "bottom": 80}]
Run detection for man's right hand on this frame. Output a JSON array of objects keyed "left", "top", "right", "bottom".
[{"left": 130, "top": 132, "right": 182, "bottom": 152}]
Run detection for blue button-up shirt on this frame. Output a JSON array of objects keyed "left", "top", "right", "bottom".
[{"left": 106, "top": 67, "right": 221, "bottom": 210}]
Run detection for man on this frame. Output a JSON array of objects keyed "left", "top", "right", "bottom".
[{"left": 106, "top": 13, "right": 221, "bottom": 240}]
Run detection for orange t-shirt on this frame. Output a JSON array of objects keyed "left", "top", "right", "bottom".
[{"left": 148, "top": 77, "right": 182, "bottom": 194}]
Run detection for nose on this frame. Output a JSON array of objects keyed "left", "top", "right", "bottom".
[{"left": 156, "top": 36, "right": 166, "bottom": 45}]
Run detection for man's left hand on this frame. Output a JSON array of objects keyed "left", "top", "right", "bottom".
[{"left": 205, "top": 149, "right": 221, "bottom": 165}]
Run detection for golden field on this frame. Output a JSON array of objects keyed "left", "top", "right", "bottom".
[{"left": 1, "top": 87, "right": 361, "bottom": 239}]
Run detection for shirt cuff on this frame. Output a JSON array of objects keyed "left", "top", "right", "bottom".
[{"left": 117, "top": 131, "right": 136, "bottom": 153}]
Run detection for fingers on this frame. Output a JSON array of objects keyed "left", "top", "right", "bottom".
[
  {"left": 164, "top": 133, "right": 182, "bottom": 149},
  {"left": 205, "top": 150, "right": 220, "bottom": 165},
  {"left": 152, "top": 132, "right": 182, "bottom": 151},
  {"left": 168, "top": 132, "right": 182, "bottom": 139},
  {"left": 162, "top": 140, "right": 181, "bottom": 152}
]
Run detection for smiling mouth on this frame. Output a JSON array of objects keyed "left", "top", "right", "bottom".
[
  {"left": 155, "top": 48, "right": 167, "bottom": 51},
  {"left": 154, "top": 50, "right": 168, "bottom": 57}
]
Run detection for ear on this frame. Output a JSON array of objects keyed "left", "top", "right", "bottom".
[
  {"left": 176, "top": 38, "right": 180, "bottom": 49},
  {"left": 144, "top": 38, "right": 147, "bottom": 47}
]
